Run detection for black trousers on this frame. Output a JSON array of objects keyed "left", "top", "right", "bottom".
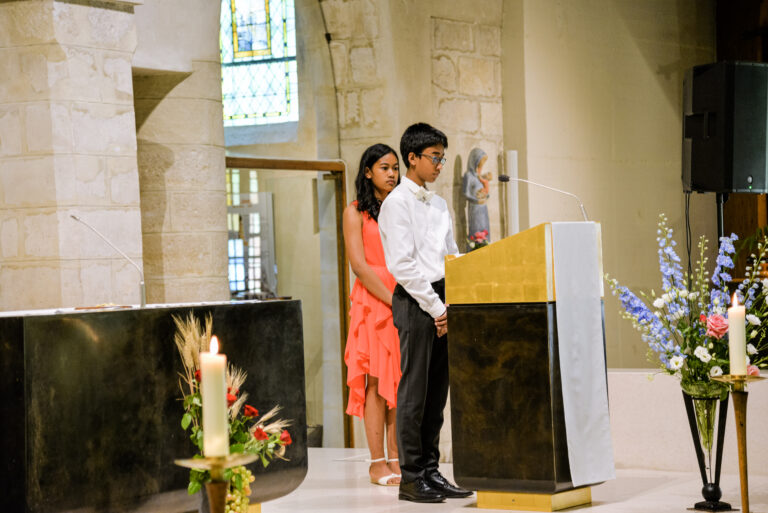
[{"left": 392, "top": 279, "right": 449, "bottom": 483}]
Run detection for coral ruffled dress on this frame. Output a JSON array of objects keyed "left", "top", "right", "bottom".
[{"left": 344, "top": 204, "right": 401, "bottom": 418}]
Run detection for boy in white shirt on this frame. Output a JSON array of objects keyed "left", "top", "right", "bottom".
[{"left": 378, "top": 123, "right": 471, "bottom": 503}]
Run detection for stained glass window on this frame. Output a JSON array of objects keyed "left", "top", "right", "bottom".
[{"left": 220, "top": 0, "right": 298, "bottom": 127}]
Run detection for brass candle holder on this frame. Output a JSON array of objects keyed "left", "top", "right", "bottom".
[
  {"left": 175, "top": 453, "right": 259, "bottom": 513},
  {"left": 710, "top": 374, "right": 766, "bottom": 513}
]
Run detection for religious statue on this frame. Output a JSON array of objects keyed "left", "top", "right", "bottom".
[{"left": 462, "top": 148, "right": 491, "bottom": 245}]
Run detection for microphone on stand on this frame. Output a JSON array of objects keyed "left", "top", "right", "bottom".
[
  {"left": 499, "top": 176, "right": 590, "bottom": 222},
  {"left": 70, "top": 214, "right": 147, "bottom": 308}
]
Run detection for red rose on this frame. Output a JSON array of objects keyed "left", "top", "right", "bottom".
[
  {"left": 253, "top": 427, "right": 268, "bottom": 440},
  {"left": 706, "top": 314, "right": 729, "bottom": 340},
  {"left": 194, "top": 370, "right": 201, "bottom": 382},
  {"left": 280, "top": 430, "right": 292, "bottom": 445},
  {"left": 699, "top": 314, "right": 707, "bottom": 324},
  {"left": 227, "top": 387, "right": 239, "bottom": 396},
  {"left": 226, "top": 393, "right": 237, "bottom": 407},
  {"left": 244, "top": 405, "right": 258, "bottom": 418},
  {"left": 747, "top": 365, "right": 760, "bottom": 376}
]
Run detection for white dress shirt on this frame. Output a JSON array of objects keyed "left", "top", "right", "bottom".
[{"left": 378, "top": 176, "right": 459, "bottom": 318}]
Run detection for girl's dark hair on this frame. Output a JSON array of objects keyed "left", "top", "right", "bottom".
[{"left": 355, "top": 143, "right": 399, "bottom": 221}]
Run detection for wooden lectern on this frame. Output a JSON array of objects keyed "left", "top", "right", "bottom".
[{"left": 445, "top": 222, "right": 614, "bottom": 512}]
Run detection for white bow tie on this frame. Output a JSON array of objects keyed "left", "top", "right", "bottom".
[{"left": 413, "top": 188, "right": 435, "bottom": 203}]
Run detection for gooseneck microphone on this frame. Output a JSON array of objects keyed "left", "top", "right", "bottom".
[
  {"left": 70, "top": 214, "right": 147, "bottom": 308},
  {"left": 500, "top": 176, "right": 590, "bottom": 222}
]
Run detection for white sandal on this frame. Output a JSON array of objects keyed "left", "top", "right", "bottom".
[
  {"left": 368, "top": 457, "right": 400, "bottom": 486},
  {"left": 387, "top": 458, "right": 402, "bottom": 478}
]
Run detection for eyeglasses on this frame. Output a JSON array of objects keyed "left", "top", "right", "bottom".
[{"left": 418, "top": 153, "right": 447, "bottom": 166}]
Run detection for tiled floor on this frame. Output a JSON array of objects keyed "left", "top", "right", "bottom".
[{"left": 263, "top": 448, "right": 768, "bottom": 513}]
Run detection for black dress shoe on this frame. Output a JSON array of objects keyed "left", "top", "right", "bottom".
[
  {"left": 399, "top": 477, "right": 446, "bottom": 503},
  {"left": 425, "top": 471, "right": 473, "bottom": 498}
]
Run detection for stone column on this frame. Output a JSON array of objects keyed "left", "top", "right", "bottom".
[
  {"left": 0, "top": 0, "right": 144, "bottom": 310},
  {"left": 133, "top": 59, "right": 228, "bottom": 302}
]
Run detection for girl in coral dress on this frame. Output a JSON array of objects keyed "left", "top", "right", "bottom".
[{"left": 343, "top": 143, "right": 402, "bottom": 486}]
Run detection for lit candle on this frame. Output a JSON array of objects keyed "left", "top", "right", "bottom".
[
  {"left": 728, "top": 294, "right": 747, "bottom": 376},
  {"left": 200, "top": 336, "right": 229, "bottom": 457}
]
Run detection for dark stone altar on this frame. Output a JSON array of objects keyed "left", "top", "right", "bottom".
[{"left": 0, "top": 300, "right": 308, "bottom": 513}]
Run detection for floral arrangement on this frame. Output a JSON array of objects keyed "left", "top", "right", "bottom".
[
  {"left": 467, "top": 229, "right": 489, "bottom": 251},
  {"left": 173, "top": 313, "right": 292, "bottom": 512},
  {"left": 606, "top": 214, "right": 766, "bottom": 400}
]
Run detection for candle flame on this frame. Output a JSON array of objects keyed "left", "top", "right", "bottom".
[
  {"left": 732, "top": 293, "right": 739, "bottom": 307},
  {"left": 210, "top": 336, "right": 219, "bottom": 354}
]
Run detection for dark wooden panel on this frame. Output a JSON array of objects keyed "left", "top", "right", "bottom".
[
  {"left": 447, "top": 302, "right": 573, "bottom": 493},
  {"left": 718, "top": 1, "right": 768, "bottom": 268},
  {"left": 226, "top": 157, "right": 344, "bottom": 172},
  {"left": 0, "top": 317, "right": 25, "bottom": 509}
]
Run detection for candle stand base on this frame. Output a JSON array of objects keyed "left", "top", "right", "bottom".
[
  {"left": 691, "top": 498, "right": 733, "bottom": 512},
  {"left": 205, "top": 481, "right": 228, "bottom": 513},
  {"left": 711, "top": 375, "right": 766, "bottom": 513},
  {"left": 175, "top": 454, "right": 259, "bottom": 513}
]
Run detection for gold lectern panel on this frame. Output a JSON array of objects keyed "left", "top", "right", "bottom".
[{"left": 446, "top": 223, "right": 554, "bottom": 304}]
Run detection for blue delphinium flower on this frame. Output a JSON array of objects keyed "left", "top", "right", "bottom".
[
  {"left": 709, "top": 233, "right": 738, "bottom": 314},
  {"left": 614, "top": 284, "right": 683, "bottom": 370},
  {"left": 657, "top": 215, "right": 688, "bottom": 319}
]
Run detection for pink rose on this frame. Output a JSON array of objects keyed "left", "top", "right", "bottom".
[
  {"left": 706, "top": 315, "right": 729, "bottom": 339},
  {"left": 747, "top": 365, "right": 760, "bottom": 376}
]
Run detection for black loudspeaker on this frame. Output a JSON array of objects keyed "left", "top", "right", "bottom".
[{"left": 683, "top": 61, "right": 768, "bottom": 193}]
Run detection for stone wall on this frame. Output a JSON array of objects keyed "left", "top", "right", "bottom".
[
  {"left": 0, "top": 0, "right": 144, "bottom": 310},
  {"left": 132, "top": 0, "right": 229, "bottom": 303},
  {"left": 432, "top": 15, "right": 503, "bottom": 250},
  {"left": 321, "top": 0, "right": 399, "bottom": 193}
]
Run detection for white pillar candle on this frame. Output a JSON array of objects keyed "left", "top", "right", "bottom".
[
  {"left": 728, "top": 294, "right": 747, "bottom": 376},
  {"left": 200, "top": 336, "right": 229, "bottom": 457}
]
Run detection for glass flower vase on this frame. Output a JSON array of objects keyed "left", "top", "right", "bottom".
[{"left": 681, "top": 382, "right": 732, "bottom": 512}]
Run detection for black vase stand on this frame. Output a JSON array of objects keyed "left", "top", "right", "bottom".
[{"left": 682, "top": 391, "right": 734, "bottom": 511}]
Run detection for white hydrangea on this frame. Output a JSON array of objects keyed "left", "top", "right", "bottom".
[
  {"left": 710, "top": 366, "right": 723, "bottom": 377},
  {"left": 746, "top": 314, "right": 760, "bottom": 325},
  {"left": 694, "top": 346, "right": 712, "bottom": 363},
  {"left": 662, "top": 293, "right": 671, "bottom": 303},
  {"left": 653, "top": 298, "right": 665, "bottom": 309},
  {"left": 669, "top": 355, "right": 684, "bottom": 370},
  {"left": 747, "top": 343, "right": 758, "bottom": 355},
  {"left": 689, "top": 291, "right": 698, "bottom": 300}
]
